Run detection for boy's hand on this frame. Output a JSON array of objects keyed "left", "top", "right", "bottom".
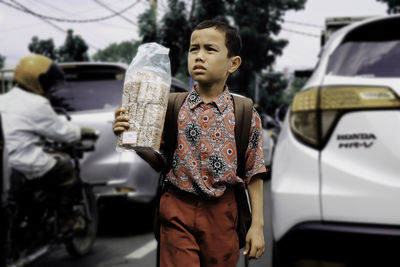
[
  {"left": 243, "top": 225, "right": 265, "bottom": 259},
  {"left": 113, "top": 107, "right": 130, "bottom": 135}
]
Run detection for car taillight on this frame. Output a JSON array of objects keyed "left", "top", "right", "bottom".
[{"left": 290, "top": 86, "right": 400, "bottom": 149}]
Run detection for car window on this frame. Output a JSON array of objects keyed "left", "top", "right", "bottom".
[
  {"left": 50, "top": 79, "right": 124, "bottom": 111},
  {"left": 326, "top": 41, "right": 400, "bottom": 78},
  {"left": 326, "top": 18, "right": 400, "bottom": 78},
  {"left": 50, "top": 65, "right": 189, "bottom": 112},
  {"left": 50, "top": 66, "right": 125, "bottom": 112}
]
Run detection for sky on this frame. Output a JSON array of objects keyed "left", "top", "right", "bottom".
[{"left": 0, "top": 0, "right": 389, "bottom": 72}]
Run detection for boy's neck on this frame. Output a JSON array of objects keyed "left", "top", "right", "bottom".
[{"left": 196, "top": 81, "right": 226, "bottom": 103}]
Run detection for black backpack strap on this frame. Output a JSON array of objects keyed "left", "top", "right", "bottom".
[
  {"left": 232, "top": 94, "right": 253, "bottom": 251},
  {"left": 232, "top": 95, "right": 253, "bottom": 179},
  {"left": 164, "top": 92, "right": 189, "bottom": 171}
]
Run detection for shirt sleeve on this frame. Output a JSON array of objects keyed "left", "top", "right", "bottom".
[
  {"left": 31, "top": 98, "right": 81, "bottom": 143},
  {"left": 244, "top": 107, "right": 267, "bottom": 184}
]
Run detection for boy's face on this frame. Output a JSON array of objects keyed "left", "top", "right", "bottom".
[{"left": 188, "top": 27, "right": 240, "bottom": 86}]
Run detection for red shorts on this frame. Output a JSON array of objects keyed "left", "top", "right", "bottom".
[{"left": 159, "top": 186, "right": 239, "bottom": 267}]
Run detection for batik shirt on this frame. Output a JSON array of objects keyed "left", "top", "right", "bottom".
[{"left": 166, "top": 86, "right": 266, "bottom": 198}]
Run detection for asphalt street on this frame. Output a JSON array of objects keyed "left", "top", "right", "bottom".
[{"left": 31, "top": 181, "right": 274, "bottom": 267}]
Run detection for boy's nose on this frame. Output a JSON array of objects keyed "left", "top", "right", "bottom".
[{"left": 195, "top": 50, "right": 205, "bottom": 61}]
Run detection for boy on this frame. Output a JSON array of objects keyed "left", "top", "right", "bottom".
[{"left": 113, "top": 19, "right": 266, "bottom": 266}]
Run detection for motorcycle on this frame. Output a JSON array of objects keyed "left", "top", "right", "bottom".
[{"left": 0, "top": 119, "right": 99, "bottom": 267}]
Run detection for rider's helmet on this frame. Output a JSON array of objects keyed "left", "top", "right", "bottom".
[{"left": 14, "top": 54, "right": 65, "bottom": 95}]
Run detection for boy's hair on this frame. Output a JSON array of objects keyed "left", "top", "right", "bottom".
[{"left": 194, "top": 19, "right": 242, "bottom": 58}]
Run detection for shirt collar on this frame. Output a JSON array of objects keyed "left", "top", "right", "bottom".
[{"left": 188, "top": 85, "right": 231, "bottom": 113}]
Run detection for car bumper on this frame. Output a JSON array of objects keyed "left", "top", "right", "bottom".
[{"left": 274, "top": 221, "right": 400, "bottom": 263}]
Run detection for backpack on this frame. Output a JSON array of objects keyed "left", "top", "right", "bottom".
[{"left": 154, "top": 92, "right": 253, "bottom": 249}]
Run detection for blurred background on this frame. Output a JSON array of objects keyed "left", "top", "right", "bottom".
[
  {"left": 0, "top": 0, "right": 388, "bottom": 115},
  {"left": 1, "top": 0, "right": 398, "bottom": 266}
]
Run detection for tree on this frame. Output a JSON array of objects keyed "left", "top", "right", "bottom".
[
  {"left": 229, "top": 0, "right": 306, "bottom": 95},
  {"left": 377, "top": 0, "right": 400, "bottom": 13},
  {"left": 92, "top": 40, "right": 140, "bottom": 64},
  {"left": 136, "top": 0, "right": 307, "bottom": 108},
  {"left": 257, "top": 71, "right": 288, "bottom": 115},
  {"left": 58, "top": 29, "right": 89, "bottom": 62},
  {"left": 138, "top": 2, "right": 158, "bottom": 43},
  {"left": 158, "top": 0, "right": 191, "bottom": 76},
  {"left": 189, "top": 0, "right": 228, "bottom": 26},
  {"left": 0, "top": 54, "right": 5, "bottom": 69},
  {"left": 28, "top": 36, "right": 57, "bottom": 60}
]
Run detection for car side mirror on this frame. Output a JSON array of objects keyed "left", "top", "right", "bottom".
[{"left": 275, "top": 104, "right": 289, "bottom": 124}]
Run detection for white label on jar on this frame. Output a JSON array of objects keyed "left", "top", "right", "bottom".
[{"left": 122, "top": 131, "right": 138, "bottom": 144}]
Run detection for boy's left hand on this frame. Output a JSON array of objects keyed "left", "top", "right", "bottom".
[{"left": 243, "top": 225, "right": 265, "bottom": 259}]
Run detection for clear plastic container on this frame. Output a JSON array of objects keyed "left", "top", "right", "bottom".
[{"left": 116, "top": 43, "right": 171, "bottom": 153}]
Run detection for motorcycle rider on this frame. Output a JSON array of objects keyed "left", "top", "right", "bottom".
[{"left": 0, "top": 54, "right": 94, "bottom": 224}]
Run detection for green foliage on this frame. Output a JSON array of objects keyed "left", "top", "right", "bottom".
[
  {"left": 158, "top": 0, "right": 191, "bottom": 75},
  {"left": 0, "top": 54, "right": 5, "bottom": 69},
  {"left": 135, "top": 0, "right": 307, "bottom": 112},
  {"left": 28, "top": 36, "right": 57, "bottom": 60},
  {"left": 138, "top": 4, "right": 158, "bottom": 43},
  {"left": 229, "top": 0, "right": 306, "bottom": 95},
  {"left": 377, "top": 0, "right": 400, "bottom": 13},
  {"left": 92, "top": 40, "right": 140, "bottom": 64},
  {"left": 27, "top": 30, "right": 89, "bottom": 62},
  {"left": 257, "top": 71, "right": 288, "bottom": 115},
  {"left": 190, "top": 0, "right": 228, "bottom": 26},
  {"left": 58, "top": 29, "right": 89, "bottom": 62}
]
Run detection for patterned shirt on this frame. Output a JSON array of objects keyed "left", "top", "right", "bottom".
[{"left": 166, "top": 86, "right": 266, "bottom": 198}]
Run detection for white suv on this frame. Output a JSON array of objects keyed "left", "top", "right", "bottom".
[{"left": 272, "top": 15, "right": 400, "bottom": 264}]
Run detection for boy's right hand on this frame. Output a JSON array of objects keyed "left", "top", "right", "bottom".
[{"left": 113, "top": 107, "right": 130, "bottom": 136}]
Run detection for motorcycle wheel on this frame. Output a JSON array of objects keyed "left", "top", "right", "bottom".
[
  {"left": 0, "top": 205, "right": 16, "bottom": 267},
  {"left": 65, "top": 185, "right": 98, "bottom": 257},
  {"left": 0, "top": 208, "right": 9, "bottom": 267}
]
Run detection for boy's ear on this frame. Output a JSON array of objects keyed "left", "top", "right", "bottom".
[{"left": 228, "top": 56, "right": 242, "bottom": 74}]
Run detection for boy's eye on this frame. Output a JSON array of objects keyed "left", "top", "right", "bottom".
[
  {"left": 207, "top": 47, "right": 216, "bottom": 51},
  {"left": 189, "top": 47, "right": 198, "bottom": 52}
]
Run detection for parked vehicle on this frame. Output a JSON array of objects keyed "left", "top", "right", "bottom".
[
  {"left": 50, "top": 62, "right": 189, "bottom": 203},
  {"left": 272, "top": 15, "right": 400, "bottom": 265},
  {"left": 0, "top": 114, "right": 99, "bottom": 267},
  {"left": 260, "top": 113, "right": 280, "bottom": 171},
  {"left": 0, "top": 69, "right": 14, "bottom": 94}
]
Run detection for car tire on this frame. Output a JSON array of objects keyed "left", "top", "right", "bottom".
[{"left": 272, "top": 240, "right": 291, "bottom": 267}]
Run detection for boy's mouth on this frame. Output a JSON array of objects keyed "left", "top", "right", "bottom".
[{"left": 193, "top": 65, "right": 206, "bottom": 70}]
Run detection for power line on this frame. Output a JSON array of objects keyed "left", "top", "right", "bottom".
[
  {"left": 32, "top": 0, "right": 138, "bottom": 32},
  {"left": 93, "top": 0, "right": 138, "bottom": 26},
  {"left": 283, "top": 19, "right": 323, "bottom": 29},
  {"left": 29, "top": 0, "right": 132, "bottom": 45},
  {"left": 0, "top": 0, "right": 141, "bottom": 23},
  {"left": 2, "top": 0, "right": 100, "bottom": 50},
  {"left": 25, "top": 0, "right": 67, "bottom": 33},
  {"left": 39, "top": 17, "right": 67, "bottom": 33},
  {"left": 281, "top": 27, "right": 320, "bottom": 38}
]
